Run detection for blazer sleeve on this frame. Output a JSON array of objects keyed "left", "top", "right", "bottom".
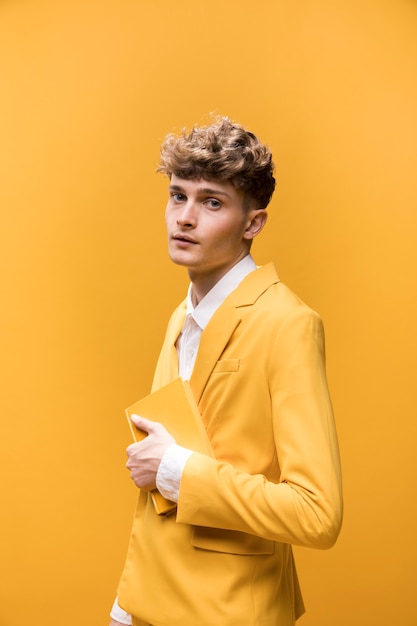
[{"left": 176, "top": 309, "right": 343, "bottom": 549}]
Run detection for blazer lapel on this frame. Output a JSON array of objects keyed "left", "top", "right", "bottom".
[
  {"left": 190, "top": 301, "right": 241, "bottom": 403},
  {"left": 189, "top": 263, "right": 280, "bottom": 403}
]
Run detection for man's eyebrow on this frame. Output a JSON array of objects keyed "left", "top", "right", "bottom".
[
  {"left": 200, "top": 187, "right": 231, "bottom": 198},
  {"left": 168, "top": 184, "right": 231, "bottom": 199}
]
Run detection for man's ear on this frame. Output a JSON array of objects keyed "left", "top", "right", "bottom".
[{"left": 243, "top": 209, "right": 268, "bottom": 241}]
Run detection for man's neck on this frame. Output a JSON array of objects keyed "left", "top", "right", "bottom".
[
  {"left": 188, "top": 253, "right": 254, "bottom": 307},
  {"left": 189, "top": 278, "right": 217, "bottom": 307},
  {"left": 189, "top": 267, "right": 237, "bottom": 307}
]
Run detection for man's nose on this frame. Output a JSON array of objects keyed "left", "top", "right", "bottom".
[{"left": 177, "top": 201, "right": 197, "bottom": 228}]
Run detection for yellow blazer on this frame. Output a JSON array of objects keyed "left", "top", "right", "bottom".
[{"left": 118, "top": 263, "right": 343, "bottom": 626}]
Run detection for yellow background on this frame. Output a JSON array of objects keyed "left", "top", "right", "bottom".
[{"left": 1, "top": 1, "right": 416, "bottom": 624}]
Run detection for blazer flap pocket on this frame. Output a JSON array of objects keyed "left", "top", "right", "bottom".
[
  {"left": 212, "top": 359, "right": 240, "bottom": 373},
  {"left": 191, "top": 526, "right": 274, "bottom": 555}
]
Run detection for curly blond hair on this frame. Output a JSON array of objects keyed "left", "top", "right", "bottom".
[{"left": 157, "top": 116, "right": 276, "bottom": 208}]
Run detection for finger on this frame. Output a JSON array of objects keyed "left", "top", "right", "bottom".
[
  {"left": 130, "top": 414, "right": 155, "bottom": 432},
  {"left": 126, "top": 440, "right": 139, "bottom": 453}
]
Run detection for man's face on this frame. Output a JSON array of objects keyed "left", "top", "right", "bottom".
[{"left": 165, "top": 175, "right": 260, "bottom": 289}]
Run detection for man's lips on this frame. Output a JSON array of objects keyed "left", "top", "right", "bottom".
[{"left": 172, "top": 233, "right": 198, "bottom": 244}]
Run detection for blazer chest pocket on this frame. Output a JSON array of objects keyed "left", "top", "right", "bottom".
[
  {"left": 191, "top": 526, "right": 274, "bottom": 556},
  {"left": 212, "top": 359, "right": 240, "bottom": 373}
]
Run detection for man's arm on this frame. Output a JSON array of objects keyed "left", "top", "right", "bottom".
[{"left": 175, "top": 309, "right": 343, "bottom": 549}]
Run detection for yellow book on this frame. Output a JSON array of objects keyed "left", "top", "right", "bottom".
[{"left": 125, "top": 377, "right": 214, "bottom": 515}]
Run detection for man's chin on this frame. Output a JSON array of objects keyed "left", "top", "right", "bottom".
[{"left": 168, "top": 251, "right": 195, "bottom": 268}]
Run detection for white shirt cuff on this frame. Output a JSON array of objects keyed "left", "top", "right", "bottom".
[
  {"left": 110, "top": 596, "right": 132, "bottom": 624},
  {"left": 156, "top": 444, "right": 193, "bottom": 502}
]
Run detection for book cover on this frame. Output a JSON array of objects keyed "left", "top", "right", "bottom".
[{"left": 125, "top": 377, "right": 214, "bottom": 515}]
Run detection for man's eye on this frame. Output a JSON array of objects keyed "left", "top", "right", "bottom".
[
  {"left": 205, "top": 199, "right": 221, "bottom": 209},
  {"left": 172, "top": 193, "right": 186, "bottom": 202}
]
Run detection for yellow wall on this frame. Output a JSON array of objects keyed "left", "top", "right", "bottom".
[{"left": 1, "top": 1, "right": 416, "bottom": 624}]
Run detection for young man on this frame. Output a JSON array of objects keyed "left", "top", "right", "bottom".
[{"left": 110, "top": 117, "right": 343, "bottom": 626}]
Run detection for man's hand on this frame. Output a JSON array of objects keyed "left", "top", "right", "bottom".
[
  {"left": 109, "top": 620, "right": 126, "bottom": 626},
  {"left": 126, "top": 415, "right": 176, "bottom": 490}
]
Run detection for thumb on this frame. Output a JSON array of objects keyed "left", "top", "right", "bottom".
[{"left": 130, "top": 414, "right": 154, "bottom": 433}]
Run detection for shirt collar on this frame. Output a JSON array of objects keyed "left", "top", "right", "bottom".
[{"left": 185, "top": 254, "right": 257, "bottom": 330}]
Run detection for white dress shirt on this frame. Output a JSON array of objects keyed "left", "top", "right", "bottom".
[{"left": 110, "top": 255, "right": 256, "bottom": 624}]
